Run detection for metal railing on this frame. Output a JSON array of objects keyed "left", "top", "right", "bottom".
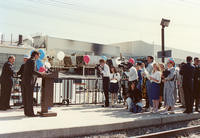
[
  {"left": 10, "top": 77, "right": 104, "bottom": 106},
  {"left": 53, "top": 77, "right": 104, "bottom": 105}
]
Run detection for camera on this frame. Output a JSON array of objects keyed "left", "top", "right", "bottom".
[
  {"left": 95, "top": 64, "right": 102, "bottom": 77},
  {"left": 163, "top": 69, "right": 170, "bottom": 78},
  {"left": 118, "top": 62, "right": 132, "bottom": 72}
]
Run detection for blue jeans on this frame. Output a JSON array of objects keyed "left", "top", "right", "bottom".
[
  {"left": 126, "top": 97, "right": 142, "bottom": 113},
  {"left": 137, "top": 80, "right": 142, "bottom": 91},
  {"left": 146, "top": 80, "right": 153, "bottom": 107},
  {"left": 126, "top": 97, "right": 133, "bottom": 112}
]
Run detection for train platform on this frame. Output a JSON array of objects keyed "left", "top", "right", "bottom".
[{"left": 0, "top": 104, "right": 200, "bottom": 138}]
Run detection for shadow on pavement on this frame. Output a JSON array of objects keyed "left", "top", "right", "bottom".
[{"left": 0, "top": 115, "right": 25, "bottom": 121}]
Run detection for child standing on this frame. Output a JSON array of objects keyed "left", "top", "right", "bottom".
[{"left": 109, "top": 66, "right": 120, "bottom": 106}]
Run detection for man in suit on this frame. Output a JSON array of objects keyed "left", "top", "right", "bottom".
[
  {"left": 193, "top": 57, "right": 200, "bottom": 112},
  {"left": 180, "top": 56, "right": 195, "bottom": 113},
  {"left": 0, "top": 55, "right": 15, "bottom": 110},
  {"left": 22, "top": 51, "right": 43, "bottom": 117},
  {"left": 17, "top": 55, "right": 29, "bottom": 108}
]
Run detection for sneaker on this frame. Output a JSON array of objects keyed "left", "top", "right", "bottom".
[
  {"left": 152, "top": 110, "right": 156, "bottom": 114},
  {"left": 147, "top": 107, "right": 152, "bottom": 112},
  {"left": 149, "top": 107, "right": 153, "bottom": 113},
  {"left": 153, "top": 111, "right": 159, "bottom": 114},
  {"left": 160, "top": 111, "right": 168, "bottom": 115}
]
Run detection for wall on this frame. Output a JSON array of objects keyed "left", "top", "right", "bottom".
[
  {"left": 0, "top": 45, "right": 34, "bottom": 74},
  {"left": 46, "top": 36, "right": 120, "bottom": 57}
]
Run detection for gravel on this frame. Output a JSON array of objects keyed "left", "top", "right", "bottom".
[{"left": 80, "top": 119, "right": 200, "bottom": 138}]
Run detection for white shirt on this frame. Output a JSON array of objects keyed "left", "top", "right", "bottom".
[
  {"left": 110, "top": 73, "right": 120, "bottom": 83},
  {"left": 150, "top": 71, "right": 161, "bottom": 83},
  {"left": 143, "top": 62, "right": 154, "bottom": 78},
  {"left": 125, "top": 66, "right": 138, "bottom": 81},
  {"left": 101, "top": 64, "right": 110, "bottom": 77}
]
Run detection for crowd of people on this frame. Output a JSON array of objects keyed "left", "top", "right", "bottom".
[
  {"left": 0, "top": 51, "right": 44, "bottom": 117},
  {"left": 99, "top": 56, "right": 200, "bottom": 114},
  {"left": 0, "top": 52, "right": 200, "bottom": 116}
]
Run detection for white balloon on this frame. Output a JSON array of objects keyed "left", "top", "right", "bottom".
[
  {"left": 57, "top": 51, "right": 65, "bottom": 60},
  {"left": 44, "top": 61, "right": 51, "bottom": 69}
]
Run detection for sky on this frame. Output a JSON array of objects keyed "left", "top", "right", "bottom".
[{"left": 0, "top": 0, "right": 200, "bottom": 53}]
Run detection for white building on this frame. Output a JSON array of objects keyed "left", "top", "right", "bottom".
[
  {"left": 0, "top": 42, "right": 34, "bottom": 73},
  {"left": 110, "top": 40, "right": 200, "bottom": 64},
  {"left": 31, "top": 35, "right": 120, "bottom": 58}
]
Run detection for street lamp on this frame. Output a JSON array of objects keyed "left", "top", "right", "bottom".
[{"left": 160, "top": 18, "right": 170, "bottom": 63}]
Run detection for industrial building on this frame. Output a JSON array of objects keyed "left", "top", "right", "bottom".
[
  {"left": 110, "top": 40, "right": 200, "bottom": 64},
  {"left": 0, "top": 41, "right": 34, "bottom": 73},
  {"left": 1, "top": 33, "right": 200, "bottom": 73},
  {"left": 30, "top": 35, "right": 120, "bottom": 57}
]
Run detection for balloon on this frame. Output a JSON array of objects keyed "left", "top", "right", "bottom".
[
  {"left": 101, "top": 56, "right": 107, "bottom": 61},
  {"left": 167, "top": 57, "right": 175, "bottom": 64},
  {"left": 57, "top": 51, "right": 65, "bottom": 60},
  {"left": 44, "top": 61, "right": 51, "bottom": 69},
  {"left": 38, "top": 49, "right": 45, "bottom": 60},
  {"left": 129, "top": 58, "right": 135, "bottom": 65},
  {"left": 39, "top": 67, "right": 46, "bottom": 73},
  {"left": 36, "top": 60, "right": 44, "bottom": 71},
  {"left": 83, "top": 55, "right": 90, "bottom": 64},
  {"left": 30, "top": 50, "right": 45, "bottom": 60}
]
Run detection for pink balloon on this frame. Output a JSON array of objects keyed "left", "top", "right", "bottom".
[
  {"left": 129, "top": 58, "right": 135, "bottom": 64},
  {"left": 83, "top": 55, "right": 90, "bottom": 64},
  {"left": 39, "top": 67, "right": 46, "bottom": 73}
]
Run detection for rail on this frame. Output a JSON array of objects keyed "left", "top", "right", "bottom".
[
  {"left": 136, "top": 125, "right": 200, "bottom": 138},
  {"left": 10, "top": 76, "right": 104, "bottom": 106}
]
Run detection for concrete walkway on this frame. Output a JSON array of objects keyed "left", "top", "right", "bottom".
[{"left": 0, "top": 104, "right": 200, "bottom": 138}]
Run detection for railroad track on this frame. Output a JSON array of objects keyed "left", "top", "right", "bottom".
[{"left": 136, "top": 125, "right": 200, "bottom": 138}]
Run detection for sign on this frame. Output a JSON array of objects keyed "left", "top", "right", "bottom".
[{"left": 157, "top": 50, "right": 172, "bottom": 58}]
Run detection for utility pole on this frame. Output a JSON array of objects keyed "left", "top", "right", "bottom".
[
  {"left": 161, "top": 26, "right": 165, "bottom": 63},
  {"left": 160, "top": 18, "right": 170, "bottom": 63}
]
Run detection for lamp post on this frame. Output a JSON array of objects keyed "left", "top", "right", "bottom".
[{"left": 160, "top": 18, "right": 170, "bottom": 63}]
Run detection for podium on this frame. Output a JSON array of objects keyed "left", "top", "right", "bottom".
[{"left": 38, "top": 71, "right": 58, "bottom": 117}]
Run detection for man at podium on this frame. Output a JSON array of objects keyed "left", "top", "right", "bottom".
[{"left": 22, "top": 51, "right": 44, "bottom": 117}]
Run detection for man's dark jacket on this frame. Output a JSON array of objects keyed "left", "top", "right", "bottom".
[
  {"left": 17, "top": 64, "right": 25, "bottom": 79},
  {"left": 22, "top": 58, "right": 41, "bottom": 85},
  {"left": 180, "top": 63, "right": 195, "bottom": 87},
  {"left": 0, "top": 61, "right": 14, "bottom": 84}
]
